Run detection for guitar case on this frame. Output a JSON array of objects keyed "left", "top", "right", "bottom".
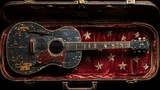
[{"left": 0, "top": 0, "right": 160, "bottom": 89}]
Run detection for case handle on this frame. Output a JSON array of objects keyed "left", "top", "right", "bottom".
[{"left": 63, "top": 81, "right": 97, "bottom": 90}]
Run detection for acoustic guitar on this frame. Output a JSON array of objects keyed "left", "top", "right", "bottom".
[{"left": 5, "top": 22, "right": 150, "bottom": 75}]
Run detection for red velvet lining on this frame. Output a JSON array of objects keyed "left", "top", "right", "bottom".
[
  {"left": 1, "top": 23, "right": 158, "bottom": 81},
  {"left": 64, "top": 25, "right": 154, "bottom": 79}
]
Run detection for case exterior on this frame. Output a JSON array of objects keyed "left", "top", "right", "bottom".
[{"left": 0, "top": 0, "right": 159, "bottom": 88}]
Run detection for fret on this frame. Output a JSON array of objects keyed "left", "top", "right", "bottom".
[
  {"left": 88, "top": 43, "right": 91, "bottom": 48},
  {"left": 94, "top": 43, "right": 97, "bottom": 48},
  {"left": 104, "top": 44, "right": 107, "bottom": 48},
  {"left": 75, "top": 45, "right": 78, "bottom": 49},
  {"left": 84, "top": 44, "right": 86, "bottom": 49}
]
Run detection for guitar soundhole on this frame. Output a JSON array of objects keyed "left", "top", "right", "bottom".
[{"left": 49, "top": 40, "right": 63, "bottom": 55}]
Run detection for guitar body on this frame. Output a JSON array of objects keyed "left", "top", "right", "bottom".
[{"left": 6, "top": 22, "right": 82, "bottom": 75}]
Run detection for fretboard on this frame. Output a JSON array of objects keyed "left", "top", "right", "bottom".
[{"left": 65, "top": 41, "right": 131, "bottom": 51}]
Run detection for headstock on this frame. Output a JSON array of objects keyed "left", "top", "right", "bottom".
[{"left": 130, "top": 37, "right": 150, "bottom": 53}]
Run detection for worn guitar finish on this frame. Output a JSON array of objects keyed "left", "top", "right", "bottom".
[
  {"left": 6, "top": 22, "right": 82, "bottom": 75},
  {"left": 6, "top": 22, "right": 150, "bottom": 75}
]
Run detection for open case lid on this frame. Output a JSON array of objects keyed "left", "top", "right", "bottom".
[{"left": 0, "top": 0, "right": 160, "bottom": 23}]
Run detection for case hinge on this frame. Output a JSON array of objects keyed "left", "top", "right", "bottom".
[
  {"left": 24, "top": 0, "right": 35, "bottom": 3},
  {"left": 126, "top": 0, "right": 135, "bottom": 4},
  {"left": 75, "top": 0, "right": 87, "bottom": 4}
]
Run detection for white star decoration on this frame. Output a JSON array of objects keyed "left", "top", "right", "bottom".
[
  {"left": 121, "top": 36, "right": 126, "bottom": 41},
  {"left": 135, "top": 32, "right": 140, "bottom": 38},
  {"left": 84, "top": 31, "right": 91, "bottom": 40},
  {"left": 107, "top": 31, "right": 112, "bottom": 36},
  {"left": 133, "top": 56, "right": 140, "bottom": 63},
  {"left": 74, "top": 67, "right": 78, "bottom": 71},
  {"left": 118, "top": 62, "right": 127, "bottom": 70},
  {"left": 108, "top": 53, "right": 115, "bottom": 62},
  {"left": 143, "top": 64, "right": 149, "bottom": 70},
  {"left": 147, "top": 50, "right": 150, "bottom": 54},
  {"left": 95, "top": 62, "right": 103, "bottom": 71},
  {"left": 85, "top": 55, "right": 91, "bottom": 62}
]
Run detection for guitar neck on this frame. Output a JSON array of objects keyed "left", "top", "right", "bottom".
[{"left": 65, "top": 41, "right": 131, "bottom": 51}]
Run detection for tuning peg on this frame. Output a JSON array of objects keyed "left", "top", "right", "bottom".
[
  {"left": 134, "top": 47, "right": 137, "bottom": 49},
  {"left": 138, "top": 50, "right": 141, "bottom": 53},
  {"left": 142, "top": 37, "right": 146, "bottom": 40},
  {"left": 143, "top": 50, "right": 147, "bottom": 53},
  {"left": 138, "top": 37, "right": 142, "bottom": 40},
  {"left": 133, "top": 51, "right": 137, "bottom": 53}
]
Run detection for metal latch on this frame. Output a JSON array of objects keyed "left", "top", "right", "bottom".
[
  {"left": 75, "top": 0, "right": 87, "bottom": 4},
  {"left": 126, "top": 0, "right": 135, "bottom": 4},
  {"left": 24, "top": 0, "right": 35, "bottom": 3}
]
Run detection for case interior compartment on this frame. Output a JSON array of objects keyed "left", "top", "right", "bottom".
[
  {"left": 0, "top": 1, "right": 159, "bottom": 82},
  {"left": 1, "top": 22, "right": 159, "bottom": 81}
]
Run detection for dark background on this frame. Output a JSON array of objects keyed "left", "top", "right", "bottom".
[{"left": 0, "top": 0, "right": 160, "bottom": 90}]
